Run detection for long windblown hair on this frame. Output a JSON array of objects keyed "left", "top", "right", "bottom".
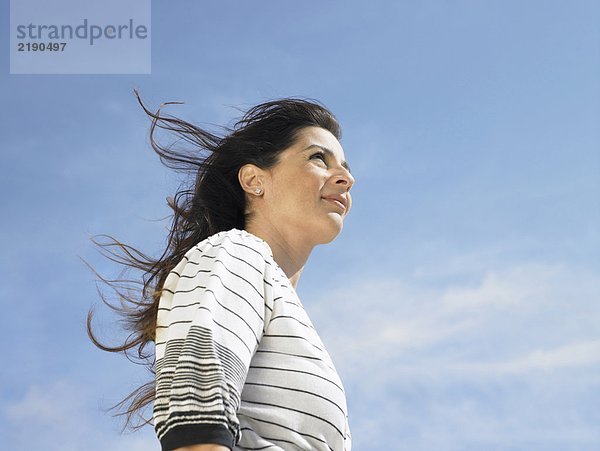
[{"left": 85, "top": 89, "right": 342, "bottom": 431}]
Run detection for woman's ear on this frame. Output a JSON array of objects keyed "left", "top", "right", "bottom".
[{"left": 238, "top": 163, "right": 265, "bottom": 196}]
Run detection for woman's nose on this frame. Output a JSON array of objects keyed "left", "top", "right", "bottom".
[{"left": 335, "top": 170, "right": 354, "bottom": 190}]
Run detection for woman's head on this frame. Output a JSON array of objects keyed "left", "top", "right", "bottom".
[
  {"left": 85, "top": 92, "right": 353, "bottom": 429},
  {"left": 190, "top": 96, "right": 350, "bottom": 237},
  {"left": 240, "top": 125, "right": 354, "bottom": 245}
]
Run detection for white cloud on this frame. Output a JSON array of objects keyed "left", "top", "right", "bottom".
[
  {"left": 2, "top": 379, "right": 159, "bottom": 451},
  {"left": 473, "top": 339, "right": 600, "bottom": 374},
  {"left": 307, "top": 260, "right": 600, "bottom": 449},
  {"left": 4, "top": 380, "right": 80, "bottom": 425},
  {"left": 310, "top": 261, "right": 600, "bottom": 374}
]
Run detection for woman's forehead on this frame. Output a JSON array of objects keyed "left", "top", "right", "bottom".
[{"left": 295, "top": 126, "right": 345, "bottom": 155}]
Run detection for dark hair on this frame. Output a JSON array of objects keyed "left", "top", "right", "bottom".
[{"left": 84, "top": 89, "right": 342, "bottom": 431}]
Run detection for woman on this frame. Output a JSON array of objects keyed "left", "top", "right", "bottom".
[{"left": 87, "top": 91, "right": 355, "bottom": 451}]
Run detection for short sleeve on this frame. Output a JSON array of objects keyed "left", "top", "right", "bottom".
[{"left": 153, "top": 230, "right": 274, "bottom": 450}]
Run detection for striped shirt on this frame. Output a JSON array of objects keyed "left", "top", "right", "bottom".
[{"left": 154, "top": 228, "right": 351, "bottom": 451}]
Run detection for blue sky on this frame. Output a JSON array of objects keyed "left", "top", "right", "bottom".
[{"left": 1, "top": 1, "right": 599, "bottom": 450}]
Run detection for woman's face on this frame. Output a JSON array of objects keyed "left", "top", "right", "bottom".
[{"left": 258, "top": 126, "right": 355, "bottom": 245}]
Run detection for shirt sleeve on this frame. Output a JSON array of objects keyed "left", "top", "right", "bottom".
[{"left": 153, "top": 232, "right": 274, "bottom": 450}]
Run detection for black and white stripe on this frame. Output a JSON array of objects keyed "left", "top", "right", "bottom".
[{"left": 154, "top": 228, "right": 351, "bottom": 451}]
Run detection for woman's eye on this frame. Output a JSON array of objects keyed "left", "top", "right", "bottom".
[{"left": 310, "top": 152, "right": 326, "bottom": 163}]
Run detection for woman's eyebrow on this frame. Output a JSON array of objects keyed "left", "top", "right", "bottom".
[{"left": 303, "top": 144, "right": 352, "bottom": 174}]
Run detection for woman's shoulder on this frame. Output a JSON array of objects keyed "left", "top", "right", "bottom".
[
  {"left": 205, "top": 228, "right": 272, "bottom": 257},
  {"left": 163, "top": 228, "right": 276, "bottom": 302},
  {"left": 180, "top": 227, "right": 274, "bottom": 271}
]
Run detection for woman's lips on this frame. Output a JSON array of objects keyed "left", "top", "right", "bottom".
[{"left": 322, "top": 197, "right": 346, "bottom": 211}]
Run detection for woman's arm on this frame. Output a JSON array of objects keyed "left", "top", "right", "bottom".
[
  {"left": 174, "top": 445, "right": 230, "bottom": 451},
  {"left": 155, "top": 232, "right": 274, "bottom": 450}
]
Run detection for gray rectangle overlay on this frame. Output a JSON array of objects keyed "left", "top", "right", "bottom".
[{"left": 10, "top": 0, "right": 151, "bottom": 74}]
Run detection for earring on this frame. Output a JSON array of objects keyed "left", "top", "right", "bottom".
[{"left": 254, "top": 188, "right": 262, "bottom": 195}]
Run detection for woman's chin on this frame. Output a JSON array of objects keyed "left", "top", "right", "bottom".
[{"left": 315, "top": 216, "right": 343, "bottom": 244}]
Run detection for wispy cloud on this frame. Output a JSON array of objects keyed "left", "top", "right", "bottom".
[
  {"left": 307, "top": 260, "right": 600, "bottom": 449},
  {"left": 2, "top": 379, "right": 159, "bottom": 451}
]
